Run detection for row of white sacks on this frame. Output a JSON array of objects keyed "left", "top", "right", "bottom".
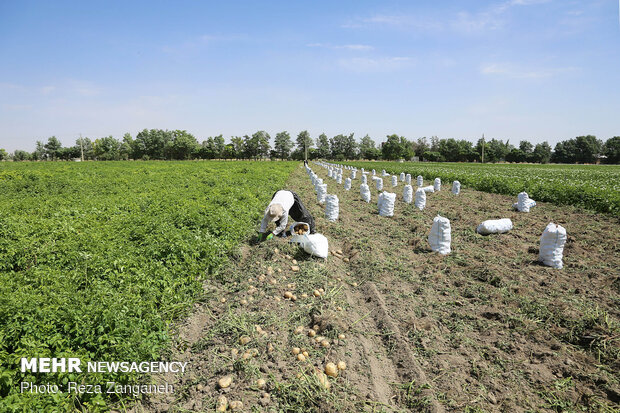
[
  {"left": 316, "top": 161, "right": 537, "bottom": 213},
  {"left": 309, "top": 162, "right": 563, "bottom": 268}
]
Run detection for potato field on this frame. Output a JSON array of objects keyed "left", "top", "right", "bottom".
[{"left": 0, "top": 160, "right": 618, "bottom": 412}]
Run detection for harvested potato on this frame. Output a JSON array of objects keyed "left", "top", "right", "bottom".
[
  {"left": 325, "top": 363, "right": 338, "bottom": 378},
  {"left": 229, "top": 400, "right": 243, "bottom": 411},
  {"left": 308, "top": 330, "right": 316, "bottom": 337},
  {"left": 218, "top": 375, "right": 232, "bottom": 389},
  {"left": 283, "top": 291, "right": 293, "bottom": 299},
  {"left": 321, "top": 340, "right": 330, "bottom": 348},
  {"left": 291, "top": 265, "right": 300, "bottom": 272},
  {"left": 302, "top": 350, "right": 309, "bottom": 358},
  {"left": 337, "top": 361, "right": 347, "bottom": 371},
  {"left": 294, "top": 326, "right": 304, "bottom": 334},
  {"left": 239, "top": 336, "right": 251, "bottom": 345},
  {"left": 256, "top": 378, "right": 266, "bottom": 389},
  {"left": 292, "top": 347, "right": 301, "bottom": 355},
  {"left": 313, "top": 290, "right": 321, "bottom": 297},
  {"left": 296, "top": 353, "right": 306, "bottom": 362},
  {"left": 216, "top": 395, "right": 228, "bottom": 412},
  {"left": 338, "top": 333, "right": 346, "bottom": 340},
  {"left": 316, "top": 371, "right": 330, "bottom": 389}
]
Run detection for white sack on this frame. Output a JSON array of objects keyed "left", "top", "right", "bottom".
[
  {"left": 391, "top": 175, "right": 398, "bottom": 187},
  {"left": 376, "top": 178, "right": 383, "bottom": 191},
  {"left": 516, "top": 192, "right": 536, "bottom": 212},
  {"left": 403, "top": 185, "right": 413, "bottom": 204},
  {"left": 434, "top": 178, "right": 441, "bottom": 192},
  {"left": 421, "top": 185, "right": 435, "bottom": 193},
  {"left": 344, "top": 178, "right": 352, "bottom": 190},
  {"left": 361, "top": 175, "right": 367, "bottom": 184},
  {"left": 417, "top": 176, "right": 423, "bottom": 187},
  {"left": 428, "top": 215, "right": 451, "bottom": 255},
  {"left": 378, "top": 192, "right": 396, "bottom": 217},
  {"left": 539, "top": 223, "right": 567, "bottom": 269},
  {"left": 292, "top": 233, "right": 329, "bottom": 259},
  {"left": 400, "top": 172, "right": 405, "bottom": 182},
  {"left": 406, "top": 174, "right": 411, "bottom": 185},
  {"left": 337, "top": 174, "right": 342, "bottom": 184},
  {"left": 316, "top": 183, "right": 327, "bottom": 204},
  {"left": 351, "top": 170, "right": 356, "bottom": 180},
  {"left": 415, "top": 188, "right": 426, "bottom": 210},
  {"left": 452, "top": 181, "right": 461, "bottom": 195},
  {"left": 325, "top": 194, "right": 339, "bottom": 222},
  {"left": 477, "top": 218, "right": 513, "bottom": 235},
  {"left": 360, "top": 184, "right": 371, "bottom": 203}
]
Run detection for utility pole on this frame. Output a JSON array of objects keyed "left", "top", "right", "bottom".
[
  {"left": 481, "top": 133, "right": 485, "bottom": 164},
  {"left": 80, "top": 134, "right": 84, "bottom": 161},
  {"left": 304, "top": 138, "right": 308, "bottom": 162}
]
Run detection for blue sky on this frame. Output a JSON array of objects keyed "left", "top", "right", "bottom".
[{"left": 1, "top": 0, "right": 618, "bottom": 152}]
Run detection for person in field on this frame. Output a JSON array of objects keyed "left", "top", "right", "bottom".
[{"left": 259, "top": 190, "right": 316, "bottom": 240}]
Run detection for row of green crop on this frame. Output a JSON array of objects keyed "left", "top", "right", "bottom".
[
  {"left": 0, "top": 161, "right": 297, "bottom": 411},
  {"left": 341, "top": 161, "right": 620, "bottom": 216}
]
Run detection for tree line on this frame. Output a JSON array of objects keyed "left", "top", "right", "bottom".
[{"left": 1, "top": 129, "right": 618, "bottom": 164}]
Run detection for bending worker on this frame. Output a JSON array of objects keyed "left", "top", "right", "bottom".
[{"left": 259, "top": 190, "right": 316, "bottom": 240}]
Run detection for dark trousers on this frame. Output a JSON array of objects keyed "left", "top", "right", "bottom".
[{"left": 273, "top": 190, "right": 316, "bottom": 234}]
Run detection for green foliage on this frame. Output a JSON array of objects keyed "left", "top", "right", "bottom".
[
  {"left": 344, "top": 161, "right": 620, "bottom": 215},
  {"left": 0, "top": 160, "right": 296, "bottom": 411}
]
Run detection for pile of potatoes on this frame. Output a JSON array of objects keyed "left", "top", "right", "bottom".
[{"left": 293, "top": 223, "right": 309, "bottom": 235}]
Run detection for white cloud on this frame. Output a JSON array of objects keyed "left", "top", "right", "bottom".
[
  {"left": 481, "top": 63, "right": 579, "bottom": 79},
  {"left": 338, "top": 56, "right": 413, "bottom": 73},
  {"left": 307, "top": 43, "right": 374, "bottom": 51}
]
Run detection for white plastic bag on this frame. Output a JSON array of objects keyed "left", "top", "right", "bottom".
[
  {"left": 378, "top": 192, "right": 396, "bottom": 217},
  {"left": 400, "top": 172, "right": 405, "bottom": 182},
  {"left": 539, "top": 223, "right": 566, "bottom": 269},
  {"left": 406, "top": 174, "right": 411, "bottom": 185},
  {"left": 344, "top": 178, "right": 351, "bottom": 190},
  {"left": 328, "top": 169, "right": 333, "bottom": 178},
  {"left": 292, "top": 233, "right": 329, "bottom": 258},
  {"left": 417, "top": 176, "right": 423, "bottom": 187},
  {"left": 361, "top": 175, "right": 367, "bottom": 184},
  {"left": 415, "top": 188, "right": 426, "bottom": 210},
  {"left": 421, "top": 185, "right": 435, "bottom": 193},
  {"left": 516, "top": 192, "right": 536, "bottom": 212},
  {"left": 360, "top": 184, "right": 371, "bottom": 203},
  {"left": 391, "top": 175, "right": 398, "bottom": 187},
  {"left": 434, "top": 178, "right": 441, "bottom": 191},
  {"left": 376, "top": 178, "right": 383, "bottom": 191},
  {"left": 428, "top": 215, "right": 451, "bottom": 255},
  {"left": 382, "top": 169, "right": 389, "bottom": 176},
  {"left": 403, "top": 185, "right": 413, "bottom": 204},
  {"left": 351, "top": 170, "right": 356, "bottom": 180},
  {"left": 316, "top": 183, "right": 327, "bottom": 204},
  {"left": 325, "top": 194, "right": 339, "bottom": 222},
  {"left": 372, "top": 169, "right": 376, "bottom": 176},
  {"left": 337, "top": 174, "right": 342, "bottom": 184},
  {"left": 452, "top": 181, "right": 461, "bottom": 195},
  {"left": 477, "top": 218, "right": 513, "bottom": 235}
]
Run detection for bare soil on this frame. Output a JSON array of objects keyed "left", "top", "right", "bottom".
[{"left": 133, "top": 163, "right": 619, "bottom": 412}]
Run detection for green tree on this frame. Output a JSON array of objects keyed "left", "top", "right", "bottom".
[
  {"left": 574, "top": 135, "right": 602, "bottom": 163},
  {"left": 603, "top": 136, "right": 620, "bottom": 164},
  {"left": 170, "top": 130, "right": 198, "bottom": 160},
  {"left": 13, "top": 150, "right": 31, "bottom": 161},
  {"left": 531, "top": 142, "right": 552, "bottom": 163},
  {"left": 135, "top": 129, "right": 173, "bottom": 160},
  {"left": 519, "top": 140, "right": 534, "bottom": 155},
  {"left": 552, "top": 140, "right": 577, "bottom": 163},
  {"left": 506, "top": 148, "right": 526, "bottom": 163},
  {"left": 93, "top": 136, "right": 121, "bottom": 160},
  {"left": 230, "top": 136, "right": 244, "bottom": 159},
  {"left": 360, "top": 135, "right": 380, "bottom": 160},
  {"left": 0, "top": 148, "right": 7, "bottom": 161},
  {"left": 213, "top": 135, "right": 225, "bottom": 159},
  {"left": 416, "top": 137, "right": 429, "bottom": 160},
  {"left": 44, "top": 136, "right": 63, "bottom": 161},
  {"left": 296, "top": 130, "right": 313, "bottom": 159},
  {"left": 316, "top": 133, "right": 330, "bottom": 159},
  {"left": 381, "top": 134, "right": 412, "bottom": 160},
  {"left": 274, "top": 131, "right": 293, "bottom": 159}
]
